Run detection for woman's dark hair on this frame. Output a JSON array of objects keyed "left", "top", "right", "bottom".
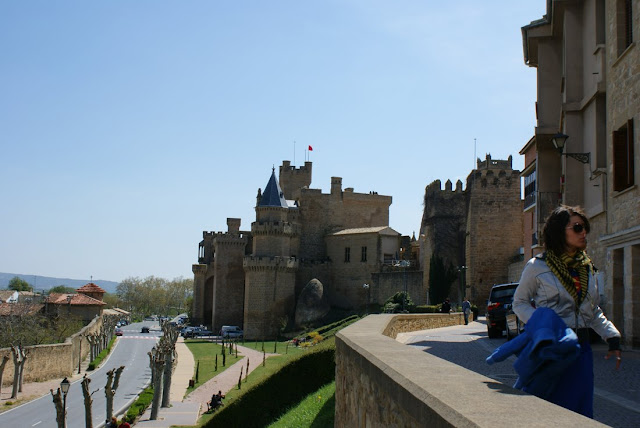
[{"left": 542, "top": 205, "right": 590, "bottom": 254}]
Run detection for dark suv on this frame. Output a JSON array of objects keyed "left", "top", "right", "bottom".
[{"left": 486, "top": 283, "right": 518, "bottom": 339}]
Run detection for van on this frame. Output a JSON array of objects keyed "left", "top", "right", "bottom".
[{"left": 220, "top": 325, "right": 243, "bottom": 338}]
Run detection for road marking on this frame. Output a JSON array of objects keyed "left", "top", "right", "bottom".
[
  {"left": 32, "top": 421, "right": 42, "bottom": 426},
  {"left": 594, "top": 387, "right": 640, "bottom": 414}
]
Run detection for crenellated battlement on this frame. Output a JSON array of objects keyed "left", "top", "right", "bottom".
[
  {"left": 279, "top": 161, "right": 312, "bottom": 200},
  {"left": 251, "top": 221, "right": 300, "bottom": 236},
  {"left": 280, "top": 160, "right": 312, "bottom": 174},
  {"left": 243, "top": 256, "right": 299, "bottom": 271},
  {"left": 476, "top": 153, "right": 513, "bottom": 170},
  {"left": 424, "top": 178, "right": 465, "bottom": 195}
]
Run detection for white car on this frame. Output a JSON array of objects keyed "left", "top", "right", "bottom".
[{"left": 220, "top": 325, "right": 243, "bottom": 338}]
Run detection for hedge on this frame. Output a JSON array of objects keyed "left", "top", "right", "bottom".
[{"left": 205, "top": 340, "right": 336, "bottom": 427}]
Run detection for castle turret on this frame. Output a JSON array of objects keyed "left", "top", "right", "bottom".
[{"left": 279, "top": 161, "right": 312, "bottom": 201}]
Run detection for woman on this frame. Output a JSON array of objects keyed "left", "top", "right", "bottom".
[{"left": 513, "top": 205, "right": 621, "bottom": 417}]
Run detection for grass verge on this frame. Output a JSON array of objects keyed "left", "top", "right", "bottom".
[{"left": 267, "top": 381, "right": 335, "bottom": 428}]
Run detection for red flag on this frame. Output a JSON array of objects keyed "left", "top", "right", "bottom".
[{"left": 308, "top": 145, "right": 313, "bottom": 151}]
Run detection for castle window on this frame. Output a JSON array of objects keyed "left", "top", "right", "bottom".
[
  {"left": 344, "top": 247, "right": 351, "bottom": 263},
  {"left": 613, "top": 119, "right": 635, "bottom": 191},
  {"left": 617, "top": 0, "right": 633, "bottom": 55},
  {"left": 361, "top": 246, "right": 367, "bottom": 262}
]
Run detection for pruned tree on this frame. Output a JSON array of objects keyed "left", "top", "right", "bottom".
[
  {"left": 50, "top": 387, "right": 65, "bottom": 428},
  {"left": 0, "top": 355, "right": 9, "bottom": 395},
  {"left": 104, "top": 365, "right": 125, "bottom": 422},
  {"left": 10, "top": 344, "right": 27, "bottom": 399},
  {"left": 81, "top": 374, "right": 99, "bottom": 428},
  {"left": 150, "top": 356, "right": 165, "bottom": 420},
  {"left": 159, "top": 322, "right": 179, "bottom": 408},
  {"left": 18, "top": 348, "right": 28, "bottom": 392}
]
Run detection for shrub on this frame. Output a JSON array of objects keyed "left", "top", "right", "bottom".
[{"left": 124, "top": 387, "right": 154, "bottom": 423}]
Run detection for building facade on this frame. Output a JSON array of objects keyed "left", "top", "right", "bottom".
[{"left": 522, "top": 0, "right": 639, "bottom": 346}]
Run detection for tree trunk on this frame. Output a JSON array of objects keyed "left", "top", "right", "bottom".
[
  {"left": 10, "top": 345, "right": 23, "bottom": 399},
  {"left": 104, "top": 366, "right": 125, "bottom": 422},
  {"left": 0, "top": 355, "right": 9, "bottom": 395},
  {"left": 150, "top": 359, "right": 165, "bottom": 420},
  {"left": 161, "top": 348, "right": 173, "bottom": 407},
  {"left": 81, "top": 374, "right": 93, "bottom": 428},
  {"left": 18, "top": 348, "right": 28, "bottom": 392},
  {"left": 50, "top": 387, "right": 65, "bottom": 428}
]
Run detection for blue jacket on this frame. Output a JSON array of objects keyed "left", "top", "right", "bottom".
[{"left": 486, "top": 307, "right": 580, "bottom": 399}]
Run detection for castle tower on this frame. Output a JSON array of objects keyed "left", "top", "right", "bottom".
[
  {"left": 244, "top": 168, "right": 300, "bottom": 339},
  {"left": 209, "top": 218, "right": 248, "bottom": 332},
  {"left": 465, "top": 154, "right": 522, "bottom": 304},
  {"left": 279, "top": 160, "right": 312, "bottom": 201}
]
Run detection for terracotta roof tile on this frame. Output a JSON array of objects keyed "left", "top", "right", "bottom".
[
  {"left": 46, "top": 293, "right": 106, "bottom": 306},
  {"left": 76, "top": 283, "right": 106, "bottom": 294},
  {"left": 0, "top": 302, "right": 44, "bottom": 316}
]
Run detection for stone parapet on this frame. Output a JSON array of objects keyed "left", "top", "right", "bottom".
[
  {"left": 251, "top": 221, "right": 300, "bottom": 236},
  {"left": 335, "top": 314, "right": 605, "bottom": 427},
  {"left": 243, "top": 256, "right": 299, "bottom": 271}
]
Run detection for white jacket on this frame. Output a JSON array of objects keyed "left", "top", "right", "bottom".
[{"left": 513, "top": 255, "right": 620, "bottom": 341}]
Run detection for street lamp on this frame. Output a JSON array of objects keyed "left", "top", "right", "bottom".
[
  {"left": 362, "top": 283, "right": 370, "bottom": 314},
  {"left": 60, "top": 377, "right": 70, "bottom": 428},
  {"left": 551, "top": 133, "right": 591, "bottom": 164}
]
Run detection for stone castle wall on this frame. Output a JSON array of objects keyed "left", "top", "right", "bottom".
[
  {"left": 420, "top": 179, "right": 467, "bottom": 291},
  {"left": 465, "top": 163, "right": 523, "bottom": 305},
  {"left": 372, "top": 270, "right": 425, "bottom": 306},
  {"left": 243, "top": 257, "right": 298, "bottom": 339},
  {"left": 211, "top": 235, "right": 247, "bottom": 332}
]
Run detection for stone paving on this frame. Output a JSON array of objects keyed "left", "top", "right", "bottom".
[{"left": 397, "top": 318, "right": 640, "bottom": 428}]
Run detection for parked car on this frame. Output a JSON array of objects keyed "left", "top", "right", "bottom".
[
  {"left": 220, "top": 325, "right": 243, "bottom": 339},
  {"left": 141, "top": 326, "right": 150, "bottom": 333},
  {"left": 190, "top": 329, "right": 214, "bottom": 338},
  {"left": 505, "top": 308, "right": 525, "bottom": 340},
  {"left": 115, "top": 328, "right": 123, "bottom": 336},
  {"left": 486, "top": 282, "right": 519, "bottom": 339}
]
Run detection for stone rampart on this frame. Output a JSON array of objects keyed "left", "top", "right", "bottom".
[
  {"left": 335, "top": 314, "right": 605, "bottom": 427},
  {"left": 1, "top": 315, "right": 102, "bottom": 385}
]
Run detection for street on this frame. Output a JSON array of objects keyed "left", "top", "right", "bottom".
[
  {"left": 0, "top": 321, "right": 160, "bottom": 428},
  {"left": 397, "top": 318, "right": 640, "bottom": 428}
]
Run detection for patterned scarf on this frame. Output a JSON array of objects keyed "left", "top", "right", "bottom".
[{"left": 545, "top": 250, "right": 591, "bottom": 306}]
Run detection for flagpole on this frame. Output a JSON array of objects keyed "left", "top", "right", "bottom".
[{"left": 294, "top": 141, "right": 296, "bottom": 166}]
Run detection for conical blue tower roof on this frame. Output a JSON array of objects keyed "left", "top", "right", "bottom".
[{"left": 258, "top": 168, "right": 288, "bottom": 207}]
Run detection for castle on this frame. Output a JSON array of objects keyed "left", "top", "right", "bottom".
[
  {"left": 191, "top": 161, "right": 408, "bottom": 339},
  {"left": 420, "top": 154, "right": 523, "bottom": 305}
]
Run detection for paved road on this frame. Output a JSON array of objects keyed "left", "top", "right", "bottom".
[
  {"left": 397, "top": 318, "right": 640, "bottom": 428},
  {"left": 0, "top": 321, "right": 160, "bottom": 428}
]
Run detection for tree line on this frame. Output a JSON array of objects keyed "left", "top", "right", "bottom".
[{"left": 114, "top": 276, "right": 193, "bottom": 321}]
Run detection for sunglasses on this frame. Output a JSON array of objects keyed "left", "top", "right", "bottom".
[{"left": 566, "top": 223, "right": 587, "bottom": 233}]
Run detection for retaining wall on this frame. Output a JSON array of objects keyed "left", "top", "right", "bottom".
[
  {"left": 335, "top": 313, "right": 605, "bottom": 427},
  {"left": 0, "top": 316, "right": 102, "bottom": 385}
]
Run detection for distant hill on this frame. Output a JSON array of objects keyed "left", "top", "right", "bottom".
[{"left": 0, "top": 272, "right": 119, "bottom": 294}]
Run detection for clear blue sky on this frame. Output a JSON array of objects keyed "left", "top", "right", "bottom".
[{"left": 0, "top": 1, "right": 545, "bottom": 283}]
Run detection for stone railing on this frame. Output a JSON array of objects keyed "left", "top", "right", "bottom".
[{"left": 335, "top": 313, "right": 605, "bottom": 427}]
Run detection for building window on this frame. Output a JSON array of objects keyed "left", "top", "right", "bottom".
[
  {"left": 617, "top": 0, "right": 633, "bottom": 55},
  {"left": 361, "top": 246, "right": 367, "bottom": 262},
  {"left": 344, "top": 247, "right": 351, "bottom": 263},
  {"left": 613, "top": 119, "right": 635, "bottom": 191},
  {"left": 523, "top": 170, "right": 536, "bottom": 209}
]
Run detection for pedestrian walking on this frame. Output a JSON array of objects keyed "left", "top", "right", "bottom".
[
  {"left": 462, "top": 298, "right": 471, "bottom": 325},
  {"left": 512, "top": 205, "right": 621, "bottom": 418}
]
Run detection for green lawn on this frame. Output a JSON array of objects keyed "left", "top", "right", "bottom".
[
  {"left": 267, "top": 381, "right": 335, "bottom": 428},
  {"left": 184, "top": 339, "right": 243, "bottom": 392}
]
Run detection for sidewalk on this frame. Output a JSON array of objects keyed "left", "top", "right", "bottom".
[{"left": 134, "top": 339, "right": 271, "bottom": 427}]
